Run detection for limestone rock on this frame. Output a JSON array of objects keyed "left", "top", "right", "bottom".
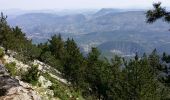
[
  {"left": 0, "top": 86, "right": 41, "bottom": 100},
  {"left": 4, "top": 55, "right": 29, "bottom": 71},
  {"left": 0, "top": 64, "right": 41, "bottom": 100},
  {"left": 38, "top": 76, "right": 52, "bottom": 88}
]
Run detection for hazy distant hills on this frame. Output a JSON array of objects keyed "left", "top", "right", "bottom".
[
  {"left": 8, "top": 10, "right": 169, "bottom": 34},
  {"left": 93, "top": 8, "right": 124, "bottom": 17},
  {"left": 98, "top": 41, "right": 145, "bottom": 56},
  {"left": 7, "top": 8, "right": 170, "bottom": 57},
  {"left": 8, "top": 13, "right": 86, "bottom": 35}
]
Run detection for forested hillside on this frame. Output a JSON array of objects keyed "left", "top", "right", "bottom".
[{"left": 1, "top": 10, "right": 170, "bottom": 99}]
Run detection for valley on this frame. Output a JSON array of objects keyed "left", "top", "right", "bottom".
[{"left": 7, "top": 9, "right": 170, "bottom": 57}]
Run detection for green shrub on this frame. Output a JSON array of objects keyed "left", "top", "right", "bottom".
[
  {"left": 21, "top": 65, "right": 39, "bottom": 85},
  {"left": 0, "top": 48, "right": 4, "bottom": 58},
  {"left": 49, "top": 83, "right": 69, "bottom": 100},
  {"left": 42, "top": 72, "right": 81, "bottom": 100},
  {"left": 5, "top": 62, "right": 17, "bottom": 76}
]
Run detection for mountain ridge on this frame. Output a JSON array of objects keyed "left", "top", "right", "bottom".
[{"left": 7, "top": 10, "right": 170, "bottom": 56}]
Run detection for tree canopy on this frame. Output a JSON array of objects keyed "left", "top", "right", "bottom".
[{"left": 146, "top": 2, "right": 170, "bottom": 23}]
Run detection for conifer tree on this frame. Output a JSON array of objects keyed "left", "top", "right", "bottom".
[
  {"left": 48, "top": 34, "right": 65, "bottom": 60},
  {"left": 148, "top": 49, "right": 160, "bottom": 75},
  {"left": 123, "top": 55, "right": 161, "bottom": 100},
  {"left": 85, "top": 47, "right": 111, "bottom": 99},
  {"left": 106, "top": 55, "right": 124, "bottom": 100},
  {"left": 146, "top": 2, "right": 170, "bottom": 23},
  {"left": 63, "top": 38, "right": 84, "bottom": 88}
]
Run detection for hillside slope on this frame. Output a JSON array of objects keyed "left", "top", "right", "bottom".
[{"left": 0, "top": 50, "right": 83, "bottom": 100}]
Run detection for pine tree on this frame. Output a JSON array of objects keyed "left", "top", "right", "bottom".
[
  {"left": 63, "top": 38, "right": 85, "bottom": 88},
  {"left": 107, "top": 55, "right": 124, "bottom": 100},
  {"left": 48, "top": 34, "right": 65, "bottom": 60},
  {"left": 0, "top": 13, "right": 13, "bottom": 52},
  {"left": 148, "top": 49, "right": 160, "bottom": 75},
  {"left": 85, "top": 47, "right": 112, "bottom": 99},
  {"left": 123, "top": 55, "right": 161, "bottom": 100},
  {"left": 146, "top": 2, "right": 170, "bottom": 23}
]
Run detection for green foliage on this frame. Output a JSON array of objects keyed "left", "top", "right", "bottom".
[
  {"left": 149, "top": 49, "right": 160, "bottom": 75},
  {"left": 0, "top": 13, "right": 25, "bottom": 52},
  {"left": 63, "top": 38, "right": 85, "bottom": 88},
  {"left": 42, "top": 72, "right": 83, "bottom": 100},
  {"left": 0, "top": 48, "right": 4, "bottom": 58},
  {"left": 84, "top": 47, "right": 121, "bottom": 99},
  {"left": 162, "top": 52, "right": 170, "bottom": 63},
  {"left": 123, "top": 56, "right": 161, "bottom": 99},
  {"left": 5, "top": 62, "right": 17, "bottom": 77},
  {"left": 49, "top": 34, "right": 65, "bottom": 60},
  {"left": 0, "top": 13, "right": 41, "bottom": 63},
  {"left": 16, "top": 43, "right": 41, "bottom": 63},
  {"left": 24, "top": 44, "right": 41, "bottom": 60},
  {"left": 146, "top": 2, "right": 170, "bottom": 23},
  {"left": 21, "top": 65, "right": 39, "bottom": 85},
  {"left": 38, "top": 41, "right": 64, "bottom": 71},
  {"left": 40, "top": 51, "right": 61, "bottom": 70}
]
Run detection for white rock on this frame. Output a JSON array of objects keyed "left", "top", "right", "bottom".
[
  {"left": 49, "top": 73, "right": 68, "bottom": 84},
  {"left": 38, "top": 76, "right": 52, "bottom": 88},
  {"left": 5, "top": 86, "right": 41, "bottom": 100}
]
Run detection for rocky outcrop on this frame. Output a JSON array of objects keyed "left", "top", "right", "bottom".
[
  {"left": 4, "top": 55, "right": 29, "bottom": 71},
  {"left": 38, "top": 76, "right": 52, "bottom": 88},
  {"left": 0, "top": 64, "right": 41, "bottom": 100},
  {"left": 4, "top": 53, "right": 68, "bottom": 85},
  {"left": 33, "top": 60, "right": 68, "bottom": 85},
  {"left": 2, "top": 53, "right": 69, "bottom": 100},
  {"left": 0, "top": 86, "right": 41, "bottom": 100}
]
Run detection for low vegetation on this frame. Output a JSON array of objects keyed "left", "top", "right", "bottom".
[
  {"left": 21, "top": 65, "right": 39, "bottom": 85},
  {"left": 42, "top": 72, "right": 83, "bottom": 100},
  {"left": 5, "top": 62, "right": 17, "bottom": 77},
  {"left": 0, "top": 48, "right": 4, "bottom": 58}
]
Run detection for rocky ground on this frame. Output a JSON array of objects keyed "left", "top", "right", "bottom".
[
  {"left": 0, "top": 52, "right": 82, "bottom": 100},
  {"left": 0, "top": 64, "right": 41, "bottom": 100}
]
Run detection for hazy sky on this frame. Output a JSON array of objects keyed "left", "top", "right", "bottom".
[{"left": 0, "top": 0, "right": 170, "bottom": 10}]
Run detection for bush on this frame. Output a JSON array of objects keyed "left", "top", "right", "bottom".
[
  {"left": 5, "top": 62, "right": 17, "bottom": 77},
  {"left": 0, "top": 48, "right": 4, "bottom": 58},
  {"left": 42, "top": 72, "right": 80, "bottom": 100},
  {"left": 21, "top": 65, "right": 39, "bottom": 85}
]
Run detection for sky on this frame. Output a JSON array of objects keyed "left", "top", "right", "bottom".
[{"left": 0, "top": 0, "right": 170, "bottom": 10}]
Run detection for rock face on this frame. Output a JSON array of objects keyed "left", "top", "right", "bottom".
[
  {"left": 2, "top": 53, "right": 68, "bottom": 100},
  {"left": 0, "top": 64, "right": 41, "bottom": 100},
  {"left": 0, "top": 86, "right": 41, "bottom": 100}
]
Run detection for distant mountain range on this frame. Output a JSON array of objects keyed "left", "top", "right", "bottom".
[{"left": 7, "top": 8, "right": 170, "bottom": 57}]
